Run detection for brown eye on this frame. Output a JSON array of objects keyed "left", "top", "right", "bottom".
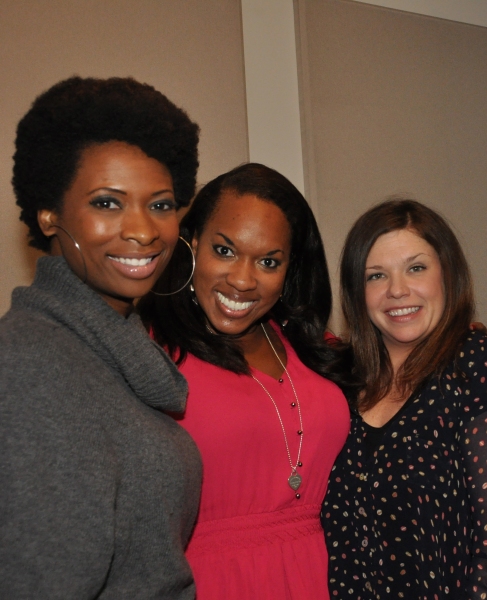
[
  {"left": 90, "top": 196, "right": 120, "bottom": 210},
  {"left": 151, "top": 199, "right": 177, "bottom": 212},
  {"left": 214, "top": 245, "right": 234, "bottom": 257},
  {"left": 260, "top": 258, "right": 279, "bottom": 269}
]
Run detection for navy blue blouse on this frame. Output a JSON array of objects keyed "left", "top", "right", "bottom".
[{"left": 322, "top": 330, "right": 487, "bottom": 599}]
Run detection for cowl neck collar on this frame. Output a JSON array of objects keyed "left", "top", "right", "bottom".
[{"left": 13, "top": 256, "right": 187, "bottom": 413}]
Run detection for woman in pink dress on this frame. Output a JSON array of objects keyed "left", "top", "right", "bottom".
[{"left": 140, "top": 163, "right": 351, "bottom": 599}]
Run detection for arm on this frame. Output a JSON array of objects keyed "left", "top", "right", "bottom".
[
  {"left": 458, "top": 333, "right": 487, "bottom": 598},
  {"left": 463, "top": 412, "right": 487, "bottom": 597}
]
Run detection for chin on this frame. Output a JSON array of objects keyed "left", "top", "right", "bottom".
[{"left": 211, "top": 318, "right": 254, "bottom": 336}]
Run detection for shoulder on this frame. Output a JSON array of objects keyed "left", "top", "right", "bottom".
[
  {"left": 0, "top": 305, "right": 89, "bottom": 364},
  {"left": 440, "top": 330, "right": 487, "bottom": 418},
  {"left": 455, "top": 329, "right": 487, "bottom": 375},
  {"left": 179, "top": 351, "right": 234, "bottom": 382},
  {"left": 0, "top": 306, "right": 62, "bottom": 361},
  {"left": 0, "top": 307, "right": 114, "bottom": 413}
]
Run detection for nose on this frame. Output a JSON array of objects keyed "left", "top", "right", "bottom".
[
  {"left": 121, "top": 208, "right": 160, "bottom": 246},
  {"left": 225, "top": 258, "right": 257, "bottom": 291},
  {"left": 386, "top": 273, "right": 409, "bottom": 299}
]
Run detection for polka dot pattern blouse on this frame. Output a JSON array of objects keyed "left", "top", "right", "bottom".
[{"left": 322, "top": 331, "right": 487, "bottom": 599}]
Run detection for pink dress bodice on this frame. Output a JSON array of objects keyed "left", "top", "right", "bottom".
[{"left": 177, "top": 324, "right": 350, "bottom": 599}]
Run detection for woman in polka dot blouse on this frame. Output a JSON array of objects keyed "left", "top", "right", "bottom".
[{"left": 322, "top": 199, "right": 487, "bottom": 599}]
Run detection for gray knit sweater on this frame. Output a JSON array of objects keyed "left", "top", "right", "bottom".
[{"left": 0, "top": 257, "right": 202, "bottom": 599}]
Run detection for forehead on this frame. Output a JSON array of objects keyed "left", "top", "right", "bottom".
[
  {"left": 367, "top": 228, "right": 437, "bottom": 260},
  {"left": 73, "top": 141, "right": 172, "bottom": 186},
  {"left": 203, "top": 190, "right": 291, "bottom": 242}
]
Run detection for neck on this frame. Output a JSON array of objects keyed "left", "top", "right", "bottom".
[
  {"left": 385, "top": 343, "right": 413, "bottom": 377},
  {"left": 237, "top": 321, "right": 268, "bottom": 357},
  {"left": 245, "top": 322, "right": 287, "bottom": 379},
  {"left": 384, "top": 346, "right": 412, "bottom": 406},
  {"left": 204, "top": 317, "right": 264, "bottom": 353}
]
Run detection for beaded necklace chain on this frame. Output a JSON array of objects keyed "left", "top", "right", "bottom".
[{"left": 251, "top": 324, "right": 304, "bottom": 493}]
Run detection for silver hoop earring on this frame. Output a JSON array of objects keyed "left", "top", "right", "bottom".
[
  {"left": 150, "top": 236, "right": 195, "bottom": 296},
  {"left": 51, "top": 224, "right": 88, "bottom": 284}
]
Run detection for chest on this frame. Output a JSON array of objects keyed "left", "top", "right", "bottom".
[{"left": 337, "top": 388, "right": 468, "bottom": 501}]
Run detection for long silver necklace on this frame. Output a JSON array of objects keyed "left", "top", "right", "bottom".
[{"left": 251, "top": 323, "right": 304, "bottom": 493}]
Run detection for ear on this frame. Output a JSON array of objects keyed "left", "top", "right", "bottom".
[
  {"left": 191, "top": 235, "right": 199, "bottom": 254},
  {"left": 37, "top": 209, "right": 59, "bottom": 238}
]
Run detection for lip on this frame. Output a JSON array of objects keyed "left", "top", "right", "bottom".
[
  {"left": 215, "top": 291, "right": 257, "bottom": 318},
  {"left": 108, "top": 251, "right": 162, "bottom": 279}
]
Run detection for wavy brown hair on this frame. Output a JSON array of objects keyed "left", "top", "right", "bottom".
[{"left": 341, "top": 198, "right": 474, "bottom": 410}]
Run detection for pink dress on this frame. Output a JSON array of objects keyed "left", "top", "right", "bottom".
[{"left": 177, "top": 324, "right": 350, "bottom": 599}]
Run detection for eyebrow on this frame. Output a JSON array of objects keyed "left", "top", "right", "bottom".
[
  {"left": 216, "top": 232, "right": 284, "bottom": 255},
  {"left": 365, "top": 252, "right": 428, "bottom": 270},
  {"left": 87, "top": 186, "right": 174, "bottom": 196}
]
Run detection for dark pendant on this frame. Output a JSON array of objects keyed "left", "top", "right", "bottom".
[{"left": 288, "top": 473, "right": 302, "bottom": 490}]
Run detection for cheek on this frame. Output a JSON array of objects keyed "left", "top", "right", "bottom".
[
  {"left": 195, "top": 247, "right": 227, "bottom": 277},
  {"left": 365, "top": 286, "right": 378, "bottom": 314},
  {"left": 161, "top": 216, "right": 179, "bottom": 242},
  {"left": 64, "top": 213, "right": 115, "bottom": 245},
  {"left": 192, "top": 253, "right": 216, "bottom": 296},
  {"left": 429, "top": 279, "right": 446, "bottom": 315},
  {"left": 364, "top": 287, "right": 384, "bottom": 329},
  {"left": 419, "top": 271, "right": 444, "bottom": 307},
  {"left": 90, "top": 219, "right": 116, "bottom": 239},
  {"left": 264, "top": 274, "right": 287, "bottom": 305}
]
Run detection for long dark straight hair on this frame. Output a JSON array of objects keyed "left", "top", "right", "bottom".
[
  {"left": 341, "top": 198, "right": 474, "bottom": 410},
  {"left": 139, "top": 163, "right": 349, "bottom": 387}
]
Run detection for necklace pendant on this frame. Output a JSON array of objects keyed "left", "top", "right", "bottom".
[{"left": 288, "top": 472, "right": 302, "bottom": 490}]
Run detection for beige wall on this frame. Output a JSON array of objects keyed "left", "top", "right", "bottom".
[
  {"left": 295, "top": 0, "right": 487, "bottom": 331},
  {"left": 2, "top": 0, "right": 486, "bottom": 328},
  {"left": 0, "top": 0, "right": 248, "bottom": 316},
  {"left": 351, "top": 0, "right": 487, "bottom": 27},
  {"left": 241, "top": 0, "right": 304, "bottom": 192}
]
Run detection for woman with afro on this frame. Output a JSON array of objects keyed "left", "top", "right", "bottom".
[{"left": 0, "top": 76, "right": 202, "bottom": 599}]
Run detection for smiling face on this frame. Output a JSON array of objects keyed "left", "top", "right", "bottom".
[
  {"left": 38, "top": 141, "right": 179, "bottom": 316},
  {"left": 191, "top": 190, "right": 292, "bottom": 338},
  {"left": 365, "top": 228, "right": 445, "bottom": 363}
]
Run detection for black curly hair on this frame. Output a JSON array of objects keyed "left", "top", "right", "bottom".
[{"left": 12, "top": 76, "right": 200, "bottom": 251}]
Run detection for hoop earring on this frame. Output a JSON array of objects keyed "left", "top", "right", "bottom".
[
  {"left": 51, "top": 224, "right": 88, "bottom": 284},
  {"left": 150, "top": 236, "right": 196, "bottom": 296}
]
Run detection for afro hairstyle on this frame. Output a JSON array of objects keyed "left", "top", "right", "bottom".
[{"left": 12, "top": 76, "right": 199, "bottom": 251}]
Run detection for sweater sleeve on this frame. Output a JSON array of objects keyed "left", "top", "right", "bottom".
[{"left": 457, "top": 333, "right": 487, "bottom": 599}]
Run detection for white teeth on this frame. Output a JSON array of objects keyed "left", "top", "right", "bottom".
[
  {"left": 110, "top": 256, "right": 153, "bottom": 266},
  {"left": 217, "top": 292, "right": 254, "bottom": 311},
  {"left": 387, "top": 307, "right": 420, "bottom": 317}
]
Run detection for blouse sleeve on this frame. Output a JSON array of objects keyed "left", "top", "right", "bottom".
[{"left": 457, "top": 332, "right": 487, "bottom": 598}]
